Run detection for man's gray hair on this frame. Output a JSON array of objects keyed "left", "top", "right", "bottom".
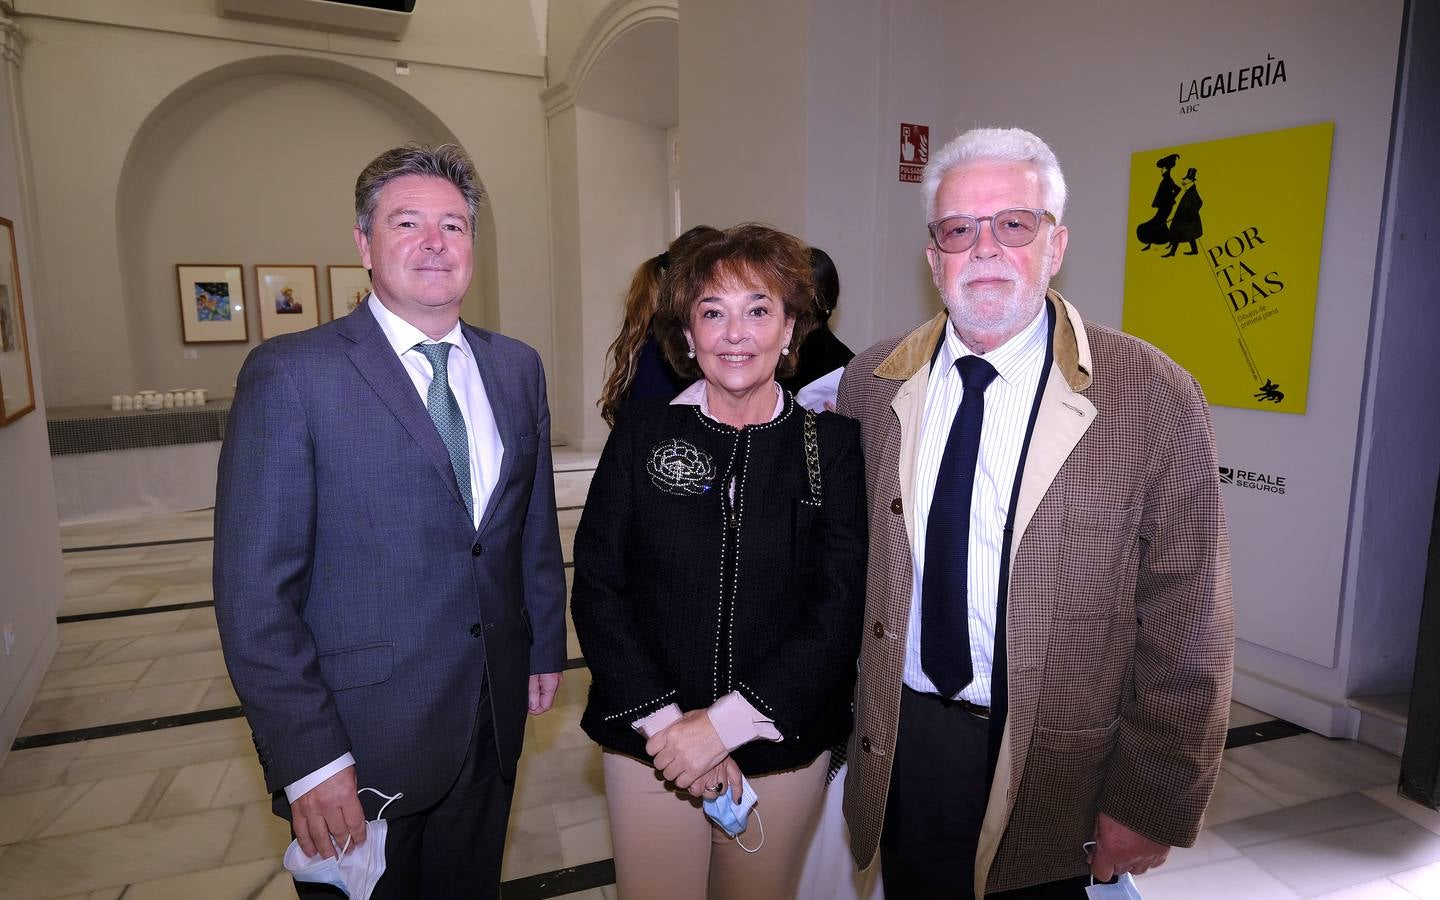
[
  {"left": 354, "top": 143, "right": 484, "bottom": 237},
  {"left": 921, "top": 127, "right": 1068, "bottom": 224}
]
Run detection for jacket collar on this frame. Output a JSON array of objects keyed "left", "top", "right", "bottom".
[{"left": 873, "top": 290, "right": 1092, "bottom": 392}]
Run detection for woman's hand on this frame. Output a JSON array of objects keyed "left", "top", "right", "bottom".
[
  {"left": 695, "top": 756, "right": 744, "bottom": 802},
  {"left": 645, "top": 708, "right": 728, "bottom": 791}
]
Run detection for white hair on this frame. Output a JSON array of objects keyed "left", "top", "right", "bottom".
[{"left": 922, "top": 127, "right": 1068, "bottom": 224}]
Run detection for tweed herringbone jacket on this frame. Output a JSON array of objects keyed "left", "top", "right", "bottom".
[{"left": 838, "top": 293, "right": 1234, "bottom": 897}]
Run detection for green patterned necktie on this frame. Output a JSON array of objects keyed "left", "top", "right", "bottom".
[{"left": 414, "top": 342, "right": 474, "bottom": 521}]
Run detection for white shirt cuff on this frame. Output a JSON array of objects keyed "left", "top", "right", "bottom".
[
  {"left": 707, "top": 691, "right": 782, "bottom": 752},
  {"left": 632, "top": 703, "right": 684, "bottom": 739},
  {"left": 284, "top": 753, "right": 356, "bottom": 804}
]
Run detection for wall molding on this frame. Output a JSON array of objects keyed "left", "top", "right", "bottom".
[
  {"left": 541, "top": 0, "right": 676, "bottom": 120},
  {"left": 0, "top": 14, "right": 24, "bottom": 66}
]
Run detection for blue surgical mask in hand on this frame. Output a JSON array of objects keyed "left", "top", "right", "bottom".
[
  {"left": 283, "top": 787, "right": 403, "bottom": 900},
  {"left": 1081, "top": 841, "right": 1145, "bottom": 899},
  {"left": 703, "top": 776, "right": 765, "bottom": 852},
  {"left": 1085, "top": 873, "right": 1143, "bottom": 899}
]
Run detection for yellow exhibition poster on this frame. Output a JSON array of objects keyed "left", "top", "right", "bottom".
[{"left": 1120, "top": 122, "right": 1333, "bottom": 414}]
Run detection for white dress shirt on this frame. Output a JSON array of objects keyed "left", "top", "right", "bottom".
[
  {"left": 368, "top": 295, "right": 503, "bottom": 530},
  {"left": 903, "top": 307, "right": 1048, "bottom": 707},
  {"left": 285, "top": 296, "right": 504, "bottom": 803}
]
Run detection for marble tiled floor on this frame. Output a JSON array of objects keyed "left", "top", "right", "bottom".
[{"left": 2, "top": 446, "right": 1439, "bottom": 898}]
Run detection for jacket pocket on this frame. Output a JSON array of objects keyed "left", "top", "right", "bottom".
[
  {"left": 1006, "top": 719, "right": 1120, "bottom": 867},
  {"left": 791, "top": 499, "right": 821, "bottom": 562},
  {"left": 318, "top": 641, "right": 394, "bottom": 691},
  {"left": 1055, "top": 504, "right": 1141, "bottom": 619},
  {"left": 513, "top": 430, "right": 540, "bottom": 456}
]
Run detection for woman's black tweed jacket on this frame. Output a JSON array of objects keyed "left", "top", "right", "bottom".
[{"left": 571, "top": 392, "right": 867, "bottom": 775}]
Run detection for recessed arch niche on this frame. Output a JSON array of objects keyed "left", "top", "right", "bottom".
[
  {"left": 115, "top": 55, "right": 498, "bottom": 396},
  {"left": 545, "top": 3, "right": 678, "bottom": 448}
]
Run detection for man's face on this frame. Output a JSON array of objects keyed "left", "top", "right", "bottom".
[
  {"left": 354, "top": 174, "right": 474, "bottom": 323},
  {"left": 926, "top": 161, "right": 1068, "bottom": 350}
]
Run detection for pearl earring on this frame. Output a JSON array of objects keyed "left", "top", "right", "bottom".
[
  {"left": 686, "top": 347, "right": 696, "bottom": 359},
  {"left": 781, "top": 346, "right": 790, "bottom": 356}
]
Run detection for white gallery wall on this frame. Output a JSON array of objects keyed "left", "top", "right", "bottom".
[
  {"left": 544, "top": 7, "right": 676, "bottom": 448},
  {"left": 681, "top": 0, "right": 1423, "bottom": 737},
  {"left": 0, "top": 12, "right": 63, "bottom": 761},
  {"left": 16, "top": 1, "right": 551, "bottom": 407},
  {"left": 118, "top": 71, "right": 461, "bottom": 399},
  {"left": 573, "top": 106, "right": 669, "bottom": 445}
]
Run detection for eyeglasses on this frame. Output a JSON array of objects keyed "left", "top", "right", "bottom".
[{"left": 927, "top": 207, "right": 1057, "bottom": 254}]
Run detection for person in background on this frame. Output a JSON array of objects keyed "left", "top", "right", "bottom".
[
  {"left": 780, "top": 246, "right": 855, "bottom": 410},
  {"left": 597, "top": 225, "right": 722, "bottom": 426},
  {"left": 839, "top": 127, "right": 1233, "bottom": 898},
  {"left": 572, "top": 223, "right": 868, "bottom": 900}
]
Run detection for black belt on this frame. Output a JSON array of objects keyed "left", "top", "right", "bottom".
[{"left": 905, "top": 685, "right": 990, "bottom": 719}]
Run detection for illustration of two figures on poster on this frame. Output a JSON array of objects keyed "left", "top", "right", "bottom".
[{"left": 1136, "top": 153, "right": 1204, "bottom": 258}]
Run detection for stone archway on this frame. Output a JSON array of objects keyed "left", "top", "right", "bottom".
[
  {"left": 114, "top": 55, "right": 498, "bottom": 396},
  {"left": 545, "top": 1, "right": 678, "bottom": 449}
]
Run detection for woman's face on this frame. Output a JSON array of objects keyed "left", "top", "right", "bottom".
[{"left": 684, "top": 273, "right": 795, "bottom": 404}]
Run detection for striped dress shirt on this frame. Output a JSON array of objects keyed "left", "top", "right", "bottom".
[{"left": 904, "top": 307, "right": 1048, "bottom": 706}]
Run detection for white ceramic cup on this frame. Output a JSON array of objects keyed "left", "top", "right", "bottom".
[{"left": 120, "top": 395, "right": 134, "bottom": 411}]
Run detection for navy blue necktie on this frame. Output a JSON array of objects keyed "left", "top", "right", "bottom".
[
  {"left": 922, "top": 355, "right": 999, "bottom": 697},
  {"left": 414, "top": 342, "right": 474, "bottom": 522}
]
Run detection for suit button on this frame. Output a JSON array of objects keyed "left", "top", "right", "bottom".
[
  {"left": 890, "top": 498, "right": 902, "bottom": 515},
  {"left": 470, "top": 623, "right": 483, "bottom": 637},
  {"left": 861, "top": 736, "right": 872, "bottom": 753},
  {"left": 872, "top": 621, "right": 884, "bottom": 638},
  {"left": 471, "top": 543, "right": 483, "bottom": 556}
]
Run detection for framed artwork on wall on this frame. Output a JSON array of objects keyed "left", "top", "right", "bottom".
[
  {"left": 256, "top": 264, "right": 319, "bottom": 339},
  {"left": 0, "top": 216, "right": 36, "bottom": 425},
  {"left": 327, "top": 265, "right": 370, "bottom": 320},
  {"left": 177, "top": 264, "right": 248, "bottom": 343}
]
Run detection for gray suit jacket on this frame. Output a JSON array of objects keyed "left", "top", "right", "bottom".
[{"left": 214, "top": 299, "right": 566, "bottom": 818}]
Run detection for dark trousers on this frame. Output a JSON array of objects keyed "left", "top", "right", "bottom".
[
  {"left": 296, "top": 690, "right": 515, "bottom": 900},
  {"left": 880, "top": 687, "right": 1092, "bottom": 900}
]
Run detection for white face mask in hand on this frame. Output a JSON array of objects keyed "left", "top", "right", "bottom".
[
  {"left": 283, "top": 787, "right": 403, "bottom": 900},
  {"left": 1082, "top": 842, "right": 1145, "bottom": 899}
]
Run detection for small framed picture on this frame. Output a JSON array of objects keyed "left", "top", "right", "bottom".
[
  {"left": 327, "top": 265, "right": 371, "bottom": 321},
  {"left": 256, "top": 265, "right": 320, "bottom": 339},
  {"left": 0, "top": 216, "right": 36, "bottom": 425},
  {"left": 177, "top": 264, "right": 248, "bottom": 343}
]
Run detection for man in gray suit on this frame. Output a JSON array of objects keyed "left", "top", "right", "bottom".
[{"left": 214, "top": 143, "right": 567, "bottom": 898}]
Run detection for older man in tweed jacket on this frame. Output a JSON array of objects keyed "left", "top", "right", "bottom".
[{"left": 838, "top": 128, "right": 1233, "bottom": 898}]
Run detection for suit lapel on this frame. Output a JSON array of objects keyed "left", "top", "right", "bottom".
[
  {"left": 891, "top": 366, "right": 931, "bottom": 552},
  {"left": 1010, "top": 297, "right": 1096, "bottom": 547},
  {"left": 464, "top": 324, "right": 517, "bottom": 538},
  {"left": 340, "top": 301, "right": 469, "bottom": 517}
]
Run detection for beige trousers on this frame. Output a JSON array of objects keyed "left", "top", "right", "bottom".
[{"left": 602, "top": 749, "right": 830, "bottom": 900}]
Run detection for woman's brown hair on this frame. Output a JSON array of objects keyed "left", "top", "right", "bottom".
[
  {"left": 596, "top": 226, "right": 722, "bottom": 425},
  {"left": 656, "top": 223, "right": 816, "bottom": 382}
]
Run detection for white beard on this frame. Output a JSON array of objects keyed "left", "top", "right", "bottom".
[{"left": 940, "top": 243, "right": 1053, "bottom": 346}]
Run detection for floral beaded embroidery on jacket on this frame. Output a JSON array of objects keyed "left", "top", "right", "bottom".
[{"left": 646, "top": 438, "right": 716, "bottom": 496}]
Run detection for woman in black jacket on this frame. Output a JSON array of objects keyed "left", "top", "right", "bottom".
[{"left": 571, "top": 223, "right": 867, "bottom": 900}]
